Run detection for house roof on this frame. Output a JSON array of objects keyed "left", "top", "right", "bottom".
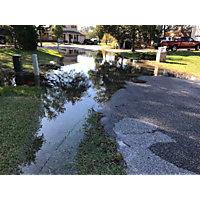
[
  {"left": 64, "top": 30, "right": 84, "bottom": 35},
  {"left": 79, "top": 31, "right": 87, "bottom": 36}
]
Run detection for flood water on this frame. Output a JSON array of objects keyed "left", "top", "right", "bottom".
[{"left": 0, "top": 50, "right": 198, "bottom": 174}]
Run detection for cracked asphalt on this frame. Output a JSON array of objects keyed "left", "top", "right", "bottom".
[{"left": 98, "top": 76, "right": 200, "bottom": 175}]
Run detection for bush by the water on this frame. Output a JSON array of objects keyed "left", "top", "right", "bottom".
[{"left": 111, "top": 41, "right": 119, "bottom": 49}]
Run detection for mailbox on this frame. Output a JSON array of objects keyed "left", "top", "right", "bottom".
[
  {"left": 156, "top": 46, "right": 167, "bottom": 62},
  {"left": 12, "top": 55, "right": 23, "bottom": 72},
  {"left": 158, "top": 46, "right": 167, "bottom": 53}
]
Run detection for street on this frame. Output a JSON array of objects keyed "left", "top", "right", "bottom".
[{"left": 98, "top": 75, "right": 200, "bottom": 174}]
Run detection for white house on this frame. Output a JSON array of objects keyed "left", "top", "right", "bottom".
[
  {"left": 191, "top": 25, "right": 200, "bottom": 41},
  {"left": 63, "top": 25, "right": 86, "bottom": 43}
]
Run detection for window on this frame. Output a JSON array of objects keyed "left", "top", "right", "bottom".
[
  {"left": 182, "top": 37, "right": 193, "bottom": 42},
  {"left": 181, "top": 38, "right": 187, "bottom": 42},
  {"left": 174, "top": 38, "right": 180, "bottom": 41},
  {"left": 74, "top": 35, "right": 77, "bottom": 39},
  {"left": 71, "top": 25, "right": 76, "bottom": 29}
]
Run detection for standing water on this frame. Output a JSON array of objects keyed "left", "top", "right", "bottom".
[{"left": 0, "top": 50, "right": 197, "bottom": 174}]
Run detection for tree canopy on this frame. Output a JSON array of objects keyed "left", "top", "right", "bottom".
[{"left": 4, "top": 25, "right": 38, "bottom": 50}]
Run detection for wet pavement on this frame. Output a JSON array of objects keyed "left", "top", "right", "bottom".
[{"left": 1, "top": 49, "right": 199, "bottom": 175}]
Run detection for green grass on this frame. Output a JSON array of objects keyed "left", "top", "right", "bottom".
[
  {"left": 116, "top": 51, "right": 200, "bottom": 78},
  {"left": 0, "top": 86, "right": 44, "bottom": 174},
  {"left": 0, "top": 86, "right": 43, "bottom": 97},
  {"left": 75, "top": 109, "right": 126, "bottom": 175},
  {"left": 0, "top": 47, "right": 65, "bottom": 74},
  {"left": 99, "top": 43, "right": 112, "bottom": 46}
]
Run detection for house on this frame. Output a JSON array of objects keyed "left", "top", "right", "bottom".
[
  {"left": 39, "top": 25, "right": 86, "bottom": 43},
  {"left": 63, "top": 25, "right": 86, "bottom": 43},
  {"left": 191, "top": 25, "right": 200, "bottom": 41}
]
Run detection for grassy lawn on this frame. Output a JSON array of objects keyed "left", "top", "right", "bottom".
[
  {"left": 0, "top": 86, "right": 44, "bottom": 174},
  {"left": 99, "top": 43, "right": 112, "bottom": 46},
  {"left": 0, "top": 48, "right": 65, "bottom": 74},
  {"left": 75, "top": 109, "right": 126, "bottom": 175},
  {"left": 116, "top": 51, "right": 200, "bottom": 79}
]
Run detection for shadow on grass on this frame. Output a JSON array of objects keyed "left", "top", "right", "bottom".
[
  {"left": 164, "top": 61, "right": 187, "bottom": 65},
  {"left": 167, "top": 51, "right": 200, "bottom": 57}
]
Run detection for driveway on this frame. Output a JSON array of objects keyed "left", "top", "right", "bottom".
[{"left": 98, "top": 76, "right": 200, "bottom": 175}]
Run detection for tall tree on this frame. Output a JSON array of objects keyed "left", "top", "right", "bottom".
[
  {"left": 171, "top": 25, "right": 192, "bottom": 36},
  {"left": 94, "top": 25, "right": 104, "bottom": 42},
  {"left": 4, "top": 25, "right": 38, "bottom": 50},
  {"left": 51, "top": 25, "right": 64, "bottom": 53},
  {"left": 140, "top": 25, "right": 160, "bottom": 46},
  {"left": 126, "top": 25, "right": 141, "bottom": 52},
  {"left": 103, "top": 25, "right": 128, "bottom": 48},
  {"left": 37, "top": 25, "right": 50, "bottom": 47}
]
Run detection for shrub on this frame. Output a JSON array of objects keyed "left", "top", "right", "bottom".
[{"left": 111, "top": 41, "right": 119, "bottom": 49}]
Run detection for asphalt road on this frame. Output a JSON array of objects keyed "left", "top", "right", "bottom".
[{"left": 98, "top": 76, "right": 200, "bottom": 175}]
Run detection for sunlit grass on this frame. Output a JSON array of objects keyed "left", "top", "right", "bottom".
[
  {"left": 0, "top": 48, "right": 65, "bottom": 74},
  {"left": 116, "top": 51, "right": 200, "bottom": 78}
]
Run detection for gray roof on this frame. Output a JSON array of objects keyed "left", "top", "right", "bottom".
[{"left": 63, "top": 30, "right": 83, "bottom": 35}]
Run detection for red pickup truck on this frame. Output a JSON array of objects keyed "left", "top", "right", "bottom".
[{"left": 161, "top": 37, "right": 200, "bottom": 51}]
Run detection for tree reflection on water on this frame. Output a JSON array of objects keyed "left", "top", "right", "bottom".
[
  {"left": 88, "top": 55, "right": 151, "bottom": 106},
  {"left": 0, "top": 69, "right": 91, "bottom": 174},
  {"left": 40, "top": 70, "right": 91, "bottom": 120}
]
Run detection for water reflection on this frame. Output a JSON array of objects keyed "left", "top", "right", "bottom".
[
  {"left": 88, "top": 57, "right": 153, "bottom": 106},
  {"left": 0, "top": 50, "right": 199, "bottom": 174},
  {"left": 40, "top": 70, "right": 91, "bottom": 120}
]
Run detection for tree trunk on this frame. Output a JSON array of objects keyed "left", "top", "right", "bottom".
[
  {"left": 163, "top": 25, "right": 166, "bottom": 37},
  {"left": 14, "top": 37, "right": 17, "bottom": 49},
  {"left": 131, "top": 45, "right": 135, "bottom": 52},
  {"left": 40, "top": 32, "right": 42, "bottom": 47},
  {"left": 131, "top": 29, "right": 135, "bottom": 52}
]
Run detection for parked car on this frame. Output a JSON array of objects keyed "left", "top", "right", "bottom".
[
  {"left": 84, "top": 39, "right": 94, "bottom": 45},
  {"left": 161, "top": 37, "right": 200, "bottom": 51},
  {"left": 90, "top": 38, "right": 99, "bottom": 45},
  {"left": 0, "top": 28, "right": 6, "bottom": 44},
  {"left": 153, "top": 37, "right": 174, "bottom": 49}
]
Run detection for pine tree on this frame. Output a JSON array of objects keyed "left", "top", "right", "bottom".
[{"left": 5, "top": 25, "right": 38, "bottom": 50}]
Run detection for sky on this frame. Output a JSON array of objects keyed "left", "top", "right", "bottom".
[{"left": 78, "top": 25, "right": 96, "bottom": 30}]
